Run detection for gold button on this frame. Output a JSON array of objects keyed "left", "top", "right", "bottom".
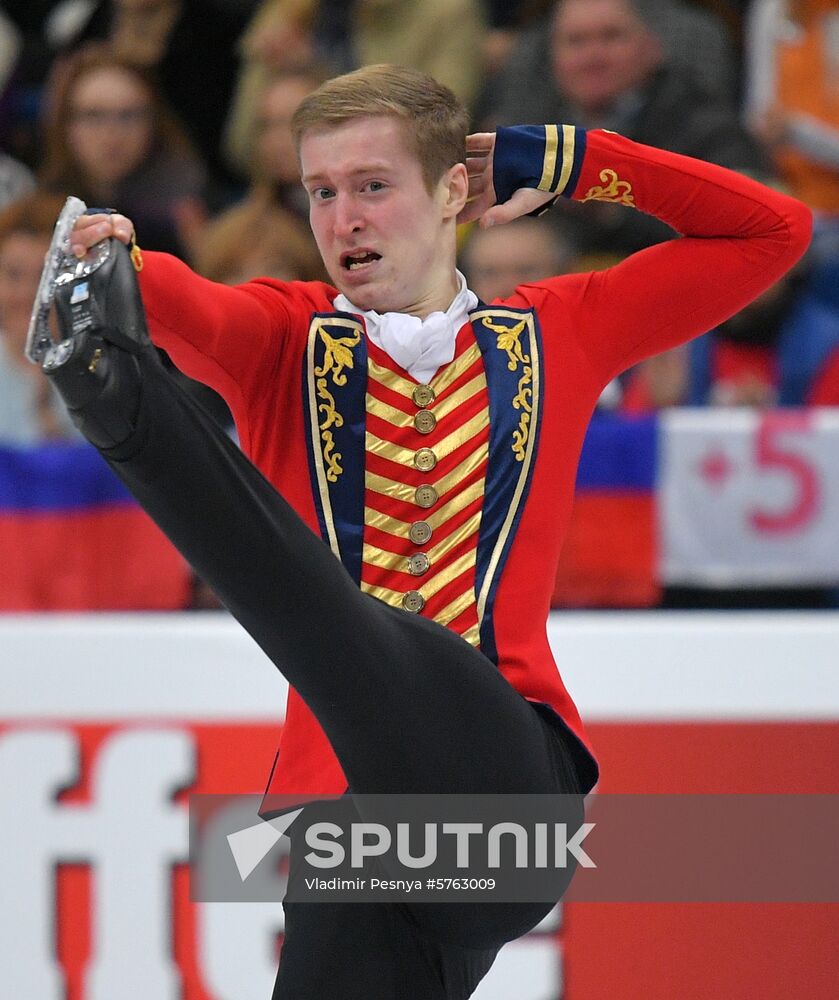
[
  {"left": 415, "top": 484, "right": 438, "bottom": 508},
  {"left": 409, "top": 521, "right": 433, "bottom": 545},
  {"left": 414, "top": 409, "right": 437, "bottom": 434},
  {"left": 414, "top": 447, "right": 438, "bottom": 472},
  {"left": 407, "top": 553, "right": 430, "bottom": 576},
  {"left": 412, "top": 384, "right": 436, "bottom": 408},
  {"left": 402, "top": 590, "right": 426, "bottom": 613}
]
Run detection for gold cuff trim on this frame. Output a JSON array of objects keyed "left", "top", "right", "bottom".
[
  {"left": 555, "top": 124, "right": 577, "bottom": 195},
  {"left": 539, "top": 124, "right": 559, "bottom": 192}
]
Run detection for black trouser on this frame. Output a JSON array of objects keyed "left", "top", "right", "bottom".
[{"left": 92, "top": 348, "right": 587, "bottom": 998}]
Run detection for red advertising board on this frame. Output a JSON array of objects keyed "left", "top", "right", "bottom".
[{"left": 1, "top": 614, "right": 836, "bottom": 999}]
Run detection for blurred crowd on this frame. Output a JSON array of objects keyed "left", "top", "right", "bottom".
[
  {"left": 0, "top": 0, "right": 838, "bottom": 607},
  {"left": 2, "top": 0, "right": 839, "bottom": 436}
]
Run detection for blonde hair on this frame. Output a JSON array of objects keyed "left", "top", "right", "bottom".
[{"left": 292, "top": 64, "right": 469, "bottom": 191}]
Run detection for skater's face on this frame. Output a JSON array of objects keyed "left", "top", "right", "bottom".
[{"left": 300, "top": 115, "right": 468, "bottom": 318}]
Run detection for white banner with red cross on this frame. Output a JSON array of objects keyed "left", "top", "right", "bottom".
[{"left": 660, "top": 408, "right": 839, "bottom": 585}]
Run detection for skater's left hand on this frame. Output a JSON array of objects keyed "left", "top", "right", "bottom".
[
  {"left": 458, "top": 132, "right": 555, "bottom": 227},
  {"left": 69, "top": 212, "right": 136, "bottom": 259}
]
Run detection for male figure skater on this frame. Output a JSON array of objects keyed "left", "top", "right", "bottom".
[{"left": 40, "top": 64, "right": 810, "bottom": 999}]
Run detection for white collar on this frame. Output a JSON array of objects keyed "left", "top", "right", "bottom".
[{"left": 333, "top": 271, "right": 479, "bottom": 384}]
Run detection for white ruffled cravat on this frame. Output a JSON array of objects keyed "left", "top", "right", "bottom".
[{"left": 333, "top": 271, "right": 478, "bottom": 385}]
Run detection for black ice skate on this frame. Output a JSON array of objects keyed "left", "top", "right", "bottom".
[{"left": 26, "top": 198, "right": 151, "bottom": 449}]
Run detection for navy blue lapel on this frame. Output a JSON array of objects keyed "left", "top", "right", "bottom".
[
  {"left": 302, "top": 312, "right": 368, "bottom": 583},
  {"left": 470, "top": 305, "right": 544, "bottom": 663}
]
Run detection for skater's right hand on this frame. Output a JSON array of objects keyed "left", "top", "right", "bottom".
[{"left": 69, "top": 213, "right": 136, "bottom": 258}]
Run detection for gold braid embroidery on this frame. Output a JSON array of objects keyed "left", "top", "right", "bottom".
[
  {"left": 481, "top": 316, "right": 527, "bottom": 370},
  {"left": 583, "top": 168, "right": 635, "bottom": 207},
  {"left": 314, "top": 326, "right": 361, "bottom": 482},
  {"left": 480, "top": 316, "right": 533, "bottom": 462},
  {"left": 511, "top": 367, "right": 533, "bottom": 462}
]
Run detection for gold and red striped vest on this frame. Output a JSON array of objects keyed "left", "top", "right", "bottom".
[
  {"left": 362, "top": 331, "right": 488, "bottom": 645},
  {"left": 302, "top": 305, "right": 543, "bottom": 660}
]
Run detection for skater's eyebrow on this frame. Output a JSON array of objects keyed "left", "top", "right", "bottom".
[{"left": 302, "top": 164, "right": 393, "bottom": 185}]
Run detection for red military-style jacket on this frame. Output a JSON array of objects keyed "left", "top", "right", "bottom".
[{"left": 136, "top": 129, "right": 811, "bottom": 796}]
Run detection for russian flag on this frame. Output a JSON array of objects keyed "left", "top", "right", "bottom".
[
  {"left": 552, "top": 413, "right": 660, "bottom": 608},
  {"left": 0, "top": 443, "right": 190, "bottom": 611}
]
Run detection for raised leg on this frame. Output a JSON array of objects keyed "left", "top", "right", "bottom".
[{"left": 44, "top": 241, "right": 585, "bottom": 957}]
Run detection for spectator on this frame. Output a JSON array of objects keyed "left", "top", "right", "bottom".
[
  {"left": 39, "top": 45, "right": 206, "bottom": 258},
  {"left": 621, "top": 321, "right": 782, "bottom": 412},
  {"left": 0, "top": 191, "right": 79, "bottom": 445},
  {"left": 488, "top": 0, "right": 739, "bottom": 129},
  {"left": 618, "top": 346, "right": 691, "bottom": 411},
  {"left": 56, "top": 0, "right": 249, "bottom": 188},
  {"left": 201, "top": 68, "right": 326, "bottom": 285},
  {"left": 473, "top": 1, "right": 560, "bottom": 125},
  {"left": 480, "top": 0, "right": 556, "bottom": 69},
  {"left": 225, "top": 0, "right": 487, "bottom": 175},
  {"left": 488, "top": 0, "right": 772, "bottom": 257},
  {"left": 687, "top": 270, "right": 806, "bottom": 407},
  {"left": 196, "top": 197, "right": 325, "bottom": 285},
  {"left": 224, "top": 1, "right": 330, "bottom": 179},
  {"left": 225, "top": 67, "right": 326, "bottom": 221},
  {"left": 779, "top": 258, "right": 839, "bottom": 405},
  {"left": 460, "top": 216, "right": 573, "bottom": 302},
  {"left": 744, "top": 0, "right": 839, "bottom": 218},
  {"left": 621, "top": 262, "right": 833, "bottom": 410},
  {"left": 353, "top": 0, "right": 488, "bottom": 109}
]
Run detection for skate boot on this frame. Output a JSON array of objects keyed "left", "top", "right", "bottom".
[{"left": 28, "top": 200, "right": 152, "bottom": 449}]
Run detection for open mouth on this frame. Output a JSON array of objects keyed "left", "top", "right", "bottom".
[{"left": 341, "top": 250, "right": 382, "bottom": 271}]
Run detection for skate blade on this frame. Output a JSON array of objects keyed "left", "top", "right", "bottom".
[{"left": 25, "top": 196, "right": 113, "bottom": 365}]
